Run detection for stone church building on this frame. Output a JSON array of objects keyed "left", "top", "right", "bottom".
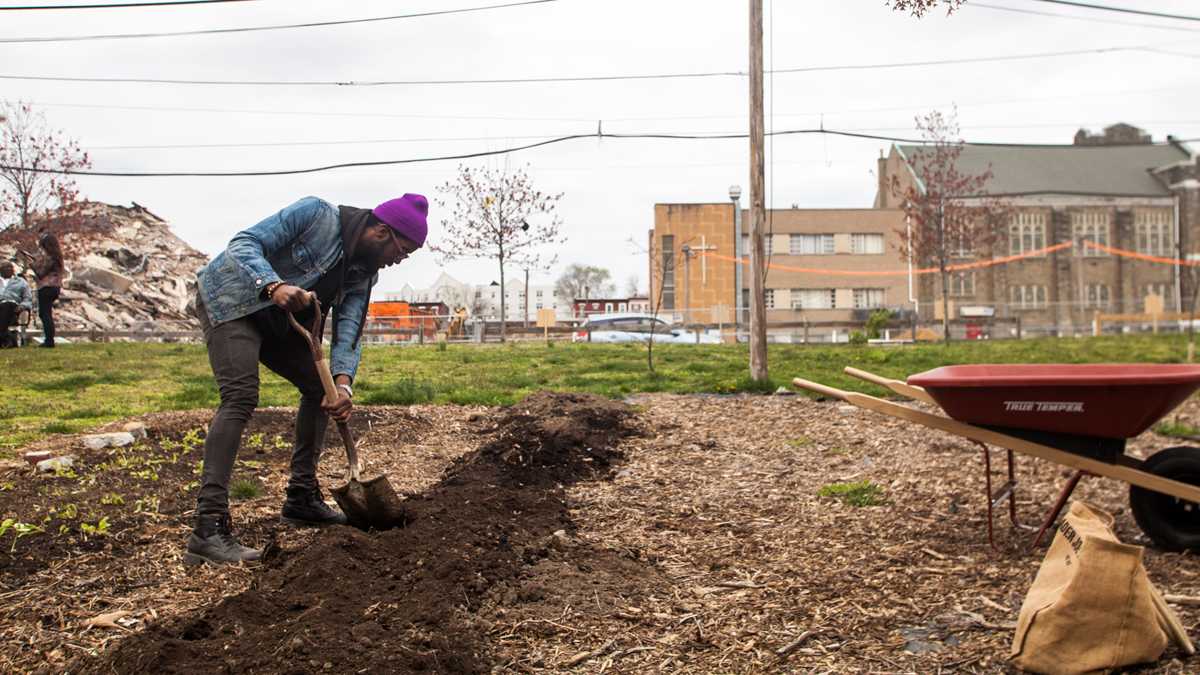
[{"left": 875, "top": 123, "right": 1198, "bottom": 336}]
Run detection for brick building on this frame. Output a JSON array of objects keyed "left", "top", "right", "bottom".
[
  {"left": 573, "top": 297, "right": 641, "bottom": 318},
  {"left": 649, "top": 202, "right": 910, "bottom": 334},
  {"left": 875, "top": 124, "right": 1196, "bottom": 335}
]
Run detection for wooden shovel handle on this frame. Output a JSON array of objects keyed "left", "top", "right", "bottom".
[{"left": 286, "top": 295, "right": 360, "bottom": 482}]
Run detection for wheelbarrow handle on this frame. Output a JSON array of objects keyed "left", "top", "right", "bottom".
[{"left": 791, "top": 376, "right": 848, "bottom": 401}]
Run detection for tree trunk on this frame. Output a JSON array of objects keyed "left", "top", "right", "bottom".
[
  {"left": 19, "top": 191, "right": 31, "bottom": 229},
  {"left": 523, "top": 268, "right": 530, "bottom": 329},
  {"left": 940, "top": 265, "right": 951, "bottom": 343},
  {"left": 1189, "top": 272, "right": 1198, "bottom": 362},
  {"left": 647, "top": 319, "right": 655, "bottom": 373},
  {"left": 937, "top": 200, "right": 951, "bottom": 343},
  {"left": 498, "top": 243, "right": 507, "bottom": 344}
]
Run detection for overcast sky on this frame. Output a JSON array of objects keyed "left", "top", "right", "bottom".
[{"left": 4, "top": 0, "right": 1200, "bottom": 295}]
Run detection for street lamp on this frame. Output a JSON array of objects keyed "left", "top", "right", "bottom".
[
  {"left": 729, "top": 185, "right": 743, "bottom": 335},
  {"left": 680, "top": 244, "right": 694, "bottom": 326}
]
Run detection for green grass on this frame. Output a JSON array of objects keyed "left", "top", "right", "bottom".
[
  {"left": 0, "top": 334, "right": 1195, "bottom": 453},
  {"left": 818, "top": 480, "right": 885, "bottom": 507},
  {"left": 356, "top": 378, "right": 437, "bottom": 406},
  {"left": 40, "top": 421, "right": 75, "bottom": 434},
  {"left": 229, "top": 478, "right": 264, "bottom": 501},
  {"left": 1156, "top": 420, "right": 1200, "bottom": 439}
]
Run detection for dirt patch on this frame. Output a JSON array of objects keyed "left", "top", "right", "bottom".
[
  {"left": 88, "top": 392, "right": 645, "bottom": 673},
  {"left": 13, "top": 391, "right": 1200, "bottom": 673},
  {"left": 0, "top": 405, "right": 434, "bottom": 674},
  {"left": 0, "top": 410, "right": 283, "bottom": 584}
]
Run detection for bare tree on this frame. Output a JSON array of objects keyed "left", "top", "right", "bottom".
[
  {"left": 513, "top": 251, "right": 556, "bottom": 329},
  {"left": 433, "top": 163, "right": 564, "bottom": 342},
  {"left": 624, "top": 273, "right": 640, "bottom": 298},
  {"left": 469, "top": 292, "right": 494, "bottom": 321},
  {"left": 890, "top": 109, "right": 1009, "bottom": 341},
  {"left": 0, "top": 101, "right": 91, "bottom": 231},
  {"left": 555, "top": 264, "right": 613, "bottom": 303},
  {"left": 1182, "top": 264, "right": 1200, "bottom": 362},
  {"left": 630, "top": 236, "right": 678, "bottom": 374},
  {"left": 887, "top": 0, "right": 964, "bottom": 17}
]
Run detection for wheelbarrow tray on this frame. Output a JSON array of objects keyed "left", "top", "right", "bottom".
[
  {"left": 907, "top": 364, "right": 1200, "bottom": 439},
  {"left": 794, "top": 368, "right": 1200, "bottom": 552},
  {"left": 792, "top": 370, "right": 1200, "bottom": 505}
]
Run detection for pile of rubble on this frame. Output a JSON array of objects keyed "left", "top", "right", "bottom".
[{"left": 0, "top": 202, "right": 208, "bottom": 334}]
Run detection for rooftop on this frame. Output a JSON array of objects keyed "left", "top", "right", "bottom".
[{"left": 896, "top": 141, "right": 1190, "bottom": 198}]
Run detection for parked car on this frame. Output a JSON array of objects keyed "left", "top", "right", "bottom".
[{"left": 572, "top": 313, "right": 721, "bottom": 344}]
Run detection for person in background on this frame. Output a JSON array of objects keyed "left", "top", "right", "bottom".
[
  {"left": 20, "top": 232, "right": 65, "bottom": 348},
  {"left": 0, "top": 261, "right": 33, "bottom": 348}
]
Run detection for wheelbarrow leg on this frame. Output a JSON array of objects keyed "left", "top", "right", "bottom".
[
  {"left": 978, "top": 442, "right": 1024, "bottom": 552},
  {"left": 1007, "top": 449, "right": 1022, "bottom": 530},
  {"left": 1031, "top": 470, "right": 1087, "bottom": 549}
]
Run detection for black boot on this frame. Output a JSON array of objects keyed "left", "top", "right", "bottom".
[
  {"left": 280, "top": 486, "right": 347, "bottom": 527},
  {"left": 184, "top": 513, "right": 262, "bottom": 566}
]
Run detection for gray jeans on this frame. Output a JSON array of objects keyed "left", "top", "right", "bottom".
[{"left": 195, "top": 295, "right": 329, "bottom": 516}]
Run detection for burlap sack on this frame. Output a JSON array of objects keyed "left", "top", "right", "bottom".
[{"left": 1011, "top": 501, "right": 1193, "bottom": 674}]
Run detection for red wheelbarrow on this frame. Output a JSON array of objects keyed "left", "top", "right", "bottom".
[{"left": 793, "top": 364, "right": 1200, "bottom": 551}]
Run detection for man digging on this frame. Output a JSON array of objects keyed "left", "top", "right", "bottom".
[{"left": 186, "top": 194, "right": 428, "bottom": 565}]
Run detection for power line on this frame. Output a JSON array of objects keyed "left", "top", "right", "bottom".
[
  {"left": 25, "top": 82, "right": 1196, "bottom": 124},
  {"left": 0, "top": 43, "right": 1178, "bottom": 86},
  {"left": 607, "top": 84, "right": 1194, "bottom": 122},
  {"left": 29, "top": 100, "right": 596, "bottom": 122},
  {"left": 0, "top": 0, "right": 258, "bottom": 9},
  {"left": 768, "top": 44, "right": 1170, "bottom": 74},
  {"left": 4, "top": 128, "right": 1196, "bottom": 178},
  {"left": 970, "top": 1, "right": 1200, "bottom": 31},
  {"left": 1028, "top": 0, "right": 1200, "bottom": 23},
  {"left": 0, "top": 0, "right": 557, "bottom": 43},
  {"left": 82, "top": 121, "right": 1200, "bottom": 151},
  {"left": 89, "top": 133, "right": 563, "bottom": 150},
  {"left": 0, "top": 68, "right": 741, "bottom": 86}
]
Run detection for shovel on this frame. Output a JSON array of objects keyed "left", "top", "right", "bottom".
[{"left": 287, "top": 296, "right": 407, "bottom": 530}]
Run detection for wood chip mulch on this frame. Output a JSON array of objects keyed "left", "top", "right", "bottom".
[{"left": 2, "top": 392, "right": 1200, "bottom": 673}]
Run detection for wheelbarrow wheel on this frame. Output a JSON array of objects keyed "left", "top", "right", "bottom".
[{"left": 1130, "top": 446, "right": 1200, "bottom": 551}]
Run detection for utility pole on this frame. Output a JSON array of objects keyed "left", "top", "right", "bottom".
[
  {"left": 748, "top": 0, "right": 768, "bottom": 381},
  {"left": 681, "top": 244, "right": 693, "bottom": 327},
  {"left": 730, "top": 185, "right": 744, "bottom": 334}
]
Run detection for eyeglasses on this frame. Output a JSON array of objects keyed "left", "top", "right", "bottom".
[{"left": 385, "top": 228, "right": 415, "bottom": 261}]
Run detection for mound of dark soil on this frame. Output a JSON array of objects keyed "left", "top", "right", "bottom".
[
  {"left": 90, "top": 393, "right": 640, "bottom": 674},
  {"left": 460, "top": 391, "right": 632, "bottom": 484}
]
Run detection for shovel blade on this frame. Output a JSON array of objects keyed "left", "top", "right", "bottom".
[
  {"left": 361, "top": 475, "right": 409, "bottom": 530},
  {"left": 331, "top": 475, "right": 408, "bottom": 531}
]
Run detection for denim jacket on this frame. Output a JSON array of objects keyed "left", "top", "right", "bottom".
[{"left": 197, "top": 196, "right": 376, "bottom": 381}]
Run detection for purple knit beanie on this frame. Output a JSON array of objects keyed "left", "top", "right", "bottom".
[{"left": 373, "top": 194, "right": 429, "bottom": 248}]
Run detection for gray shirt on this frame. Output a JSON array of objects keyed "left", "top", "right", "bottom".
[{"left": 0, "top": 276, "right": 33, "bottom": 310}]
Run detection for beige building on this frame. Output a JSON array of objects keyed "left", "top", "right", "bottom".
[
  {"left": 748, "top": 209, "right": 910, "bottom": 324},
  {"left": 650, "top": 202, "right": 910, "bottom": 337},
  {"left": 650, "top": 203, "right": 738, "bottom": 320}
]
